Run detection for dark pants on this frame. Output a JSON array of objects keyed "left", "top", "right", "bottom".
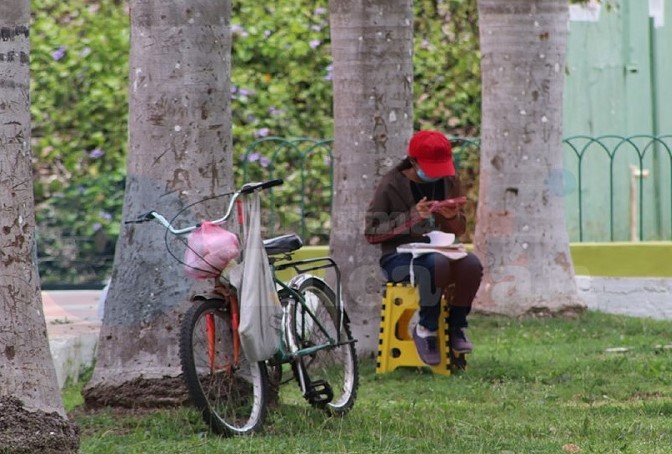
[{"left": 380, "top": 252, "right": 483, "bottom": 331}]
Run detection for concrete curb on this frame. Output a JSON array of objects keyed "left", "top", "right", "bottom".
[
  {"left": 44, "top": 290, "right": 101, "bottom": 390},
  {"left": 577, "top": 275, "right": 672, "bottom": 320},
  {"left": 49, "top": 328, "right": 99, "bottom": 389}
]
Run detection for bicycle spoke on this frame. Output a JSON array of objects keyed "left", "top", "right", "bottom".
[{"left": 180, "top": 300, "right": 268, "bottom": 436}]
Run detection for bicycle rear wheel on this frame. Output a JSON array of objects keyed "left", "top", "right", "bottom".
[
  {"left": 180, "top": 299, "right": 268, "bottom": 436},
  {"left": 289, "top": 277, "right": 358, "bottom": 415}
]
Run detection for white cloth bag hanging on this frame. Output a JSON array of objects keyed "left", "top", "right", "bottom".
[{"left": 237, "top": 191, "right": 282, "bottom": 362}]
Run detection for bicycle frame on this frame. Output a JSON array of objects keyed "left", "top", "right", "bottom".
[
  {"left": 130, "top": 177, "right": 350, "bottom": 363},
  {"left": 272, "top": 257, "right": 347, "bottom": 356}
]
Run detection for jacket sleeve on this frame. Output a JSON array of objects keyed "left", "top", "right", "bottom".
[
  {"left": 435, "top": 212, "right": 467, "bottom": 236},
  {"left": 364, "top": 177, "right": 420, "bottom": 244}
]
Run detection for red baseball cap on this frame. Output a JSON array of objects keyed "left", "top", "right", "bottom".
[{"left": 407, "top": 130, "right": 455, "bottom": 178}]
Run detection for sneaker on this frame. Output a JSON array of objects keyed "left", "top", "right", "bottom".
[
  {"left": 412, "top": 325, "right": 441, "bottom": 365},
  {"left": 450, "top": 327, "right": 473, "bottom": 353}
]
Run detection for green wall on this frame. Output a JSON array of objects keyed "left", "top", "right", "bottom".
[
  {"left": 563, "top": 1, "right": 672, "bottom": 242},
  {"left": 570, "top": 242, "right": 672, "bottom": 277}
]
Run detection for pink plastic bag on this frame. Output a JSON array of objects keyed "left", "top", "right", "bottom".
[{"left": 183, "top": 222, "right": 240, "bottom": 279}]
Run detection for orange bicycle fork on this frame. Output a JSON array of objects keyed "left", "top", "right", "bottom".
[
  {"left": 204, "top": 198, "right": 244, "bottom": 372},
  {"left": 205, "top": 295, "right": 241, "bottom": 373}
]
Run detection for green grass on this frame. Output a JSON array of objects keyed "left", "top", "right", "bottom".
[{"left": 65, "top": 311, "right": 672, "bottom": 453}]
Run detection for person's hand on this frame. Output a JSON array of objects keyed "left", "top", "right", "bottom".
[
  {"left": 416, "top": 197, "right": 434, "bottom": 219},
  {"left": 434, "top": 205, "right": 459, "bottom": 220}
]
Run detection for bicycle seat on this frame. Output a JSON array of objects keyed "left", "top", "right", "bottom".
[{"left": 263, "top": 233, "right": 303, "bottom": 255}]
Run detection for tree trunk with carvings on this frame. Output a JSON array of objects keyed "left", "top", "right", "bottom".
[
  {"left": 0, "top": 1, "right": 79, "bottom": 451},
  {"left": 328, "top": 0, "right": 414, "bottom": 354},
  {"left": 84, "top": 0, "right": 234, "bottom": 407},
  {"left": 474, "top": 0, "right": 584, "bottom": 316}
]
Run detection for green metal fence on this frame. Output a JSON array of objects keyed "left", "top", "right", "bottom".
[
  {"left": 239, "top": 137, "right": 334, "bottom": 244},
  {"left": 239, "top": 135, "right": 672, "bottom": 243},
  {"left": 564, "top": 135, "right": 672, "bottom": 242}
]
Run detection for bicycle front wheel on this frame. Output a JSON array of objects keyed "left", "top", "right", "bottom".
[
  {"left": 180, "top": 299, "right": 268, "bottom": 436},
  {"left": 290, "top": 277, "right": 358, "bottom": 416}
]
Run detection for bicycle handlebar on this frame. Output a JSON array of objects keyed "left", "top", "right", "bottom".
[
  {"left": 124, "top": 178, "right": 284, "bottom": 235},
  {"left": 124, "top": 211, "right": 156, "bottom": 224},
  {"left": 240, "top": 178, "right": 283, "bottom": 194}
]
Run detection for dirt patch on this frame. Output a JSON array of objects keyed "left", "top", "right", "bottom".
[
  {"left": 0, "top": 396, "right": 79, "bottom": 454},
  {"left": 83, "top": 375, "right": 190, "bottom": 409}
]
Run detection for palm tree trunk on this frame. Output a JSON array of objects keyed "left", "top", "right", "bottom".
[
  {"left": 328, "top": 0, "right": 414, "bottom": 353},
  {"left": 474, "top": 0, "right": 584, "bottom": 316},
  {"left": 0, "top": 0, "right": 66, "bottom": 417},
  {"left": 84, "top": 0, "right": 234, "bottom": 406},
  {"left": 0, "top": 1, "right": 79, "bottom": 450}
]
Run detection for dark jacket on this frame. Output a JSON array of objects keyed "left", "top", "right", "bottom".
[{"left": 364, "top": 161, "right": 466, "bottom": 257}]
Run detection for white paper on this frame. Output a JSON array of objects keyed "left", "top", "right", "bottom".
[{"left": 397, "top": 231, "right": 468, "bottom": 285}]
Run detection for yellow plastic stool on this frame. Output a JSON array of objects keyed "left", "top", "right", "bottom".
[{"left": 376, "top": 282, "right": 465, "bottom": 376}]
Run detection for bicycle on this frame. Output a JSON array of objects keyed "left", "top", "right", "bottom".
[{"left": 126, "top": 179, "right": 359, "bottom": 436}]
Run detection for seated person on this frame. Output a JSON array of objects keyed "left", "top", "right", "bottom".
[{"left": 364, "top": 130, "right": 483, "bottom": 365}]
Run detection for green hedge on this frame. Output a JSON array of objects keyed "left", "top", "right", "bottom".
[{"left": 32, "top": 0, "right": 129, "bottom": 285}]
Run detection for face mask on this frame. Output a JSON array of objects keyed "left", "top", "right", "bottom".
[{"left": 416, "top": 167, "right": 441, "bottom": 183}]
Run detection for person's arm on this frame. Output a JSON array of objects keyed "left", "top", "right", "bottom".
[
  {"left": 433, "top": 177, "right": 467, "bottom": 236},
  {"left": 364, "top": 178, "right": 421, "bottom": 244},
  {"left": 434, "top": 209, "right": 467, "bottom": 236}
]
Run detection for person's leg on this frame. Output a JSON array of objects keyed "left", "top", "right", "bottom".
[
  {"left": 443, "top": 253, "right": 483, "bottom": 329},
  {"left": 380, "top": 253, "right": 442, "bottom": 365},
  {"left": 380, "top": 253, "right": 441, "bottom": 330},
  {"left": 433, "top": 252, "right": 483, "bottom": 353}
]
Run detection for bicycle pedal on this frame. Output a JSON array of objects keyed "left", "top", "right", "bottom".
[{"left": 305, "top": 379, "right": 333, "bottom": 407}]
